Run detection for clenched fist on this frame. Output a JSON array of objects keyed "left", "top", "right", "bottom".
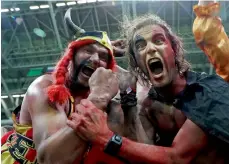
[
  {"left": 116, "top": 66, "right": 137, "bottom": 93},
  {"left": 88, "top": 67, "right": 119, "bottom": 110},
  {"left": 111, "top": 39, "right": 126, "bottom": 57}
]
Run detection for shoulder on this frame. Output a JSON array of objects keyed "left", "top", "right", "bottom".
[
  {"left": 185, "top": 71, "right": 229, "bottom": 98},
  {"left": 26, "top": 75, "right": 53, "bottom": 100},
  {"left": 180, "top": 71, "right": 229, "bottom": 109},
  {"left": 25, "top": 75, "right": 56, "bottom": 112},
  {"left": 197, "top": 72, "right": 228, "bottom": 90},
  {"left": 178, "top": 72, "right": 229, "bottom": 143},
  {"left": 28, "top": 74, "right": 54, "bottom": 91},
  {"left": 178, "top": 71, "right": 229, "bottom": 115}
]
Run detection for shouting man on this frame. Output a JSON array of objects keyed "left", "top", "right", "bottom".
[{"left": 67, "top": 1, "right": 229, "bottom": 163}]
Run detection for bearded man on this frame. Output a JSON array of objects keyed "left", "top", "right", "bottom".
[
  {"left": 67, "top": 1, "right": 229, "bottom": 163},
  {"left": 1, "top": 8, "right": 151, "bottom": 164}
]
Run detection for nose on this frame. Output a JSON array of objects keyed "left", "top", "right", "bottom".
[
  {"left": 145, "top": 42, "right": 156, "bottom": 55},
  {"left": 89, "top": 53, "right": 100, "bottom": 67}
]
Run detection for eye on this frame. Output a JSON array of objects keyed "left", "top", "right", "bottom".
[
  {"left": 84, "top": 48, "right": 93, "bottom": 54},
  {"left": 153, "top": 37, "right": 164, "bottom": 45},
  {"left": 135, "top": 41, "right": 146, "bottom": 51},
  {"left": 99, "top": 53, "right": 108, "bottom": 62}
]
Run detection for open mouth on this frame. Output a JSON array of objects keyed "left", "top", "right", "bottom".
[
  {"left": 82, "top": 66, "right": 95, "bottom": 77},
  {"left": 148, "top": 58, "right": 164, "bottom": 75}
]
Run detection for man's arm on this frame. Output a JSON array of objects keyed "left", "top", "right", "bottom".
[
  {"left": 193, "top": 0, "right": 229, "bottom": 82},
  {"left": 115, "top": 119, "right": 207, "bottom": 163},
  {"left": 68, "top": 99, "right": 208, "bottom": 164},
  {"left": 116, "top": 65, "right": 139, "bottom": 141},
  {"left": 116, "top": 66, "right": 155, "bottom": 144},
  {"left": 27, "top": 76, "right": 87, "bottom": 164}
]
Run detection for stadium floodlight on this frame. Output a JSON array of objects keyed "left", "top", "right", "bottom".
[
  {"left": 1, "top": 94, "right": 25, "bottom": 99},
  {"left": 67, "top": 2, "right": 76, "bottom": 6},
  {"left": 56, "top": 3, "right": 66, "bottom": 7},
  {"left": 30, "top": 6, "right": 39, "bottom": 10},
  {"left": 12, "top": 95, "right": 21, "bottom": 98},
  {"left": 40, "top": 5, "right": 49, "bottom": 9},
  {"left": 1, "top": 9, "right": 9, "bottom": 12}
]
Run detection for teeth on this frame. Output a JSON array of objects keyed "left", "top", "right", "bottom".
[
  {"left": 85, "top": 66, "right": 95, "bottom": 71},
  {"left": 149, "top": 58, "right": 160, "bottom": 64}
]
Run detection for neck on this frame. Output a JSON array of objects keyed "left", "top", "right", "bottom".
[
  {"left": 171, "top": 73, "right": 186, "bottom": 95},
  {"left": 155, "top": 72, "right": 186, "bottom": 101}
]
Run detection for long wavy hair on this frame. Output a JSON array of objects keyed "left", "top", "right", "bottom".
[{"left": 122, "top": 14, "right": 191, "bottom": 86}]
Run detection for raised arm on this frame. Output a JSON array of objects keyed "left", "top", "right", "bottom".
[
  {"left": 193, "top": 0, "right": 229, "bottom": 82},
  {"left": 115, "top": 66, "right": 156, "bottom": 144}
]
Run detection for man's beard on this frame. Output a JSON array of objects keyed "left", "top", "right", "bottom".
[{"left": 68, "top": 59, "right": 89, "bottom": 93}]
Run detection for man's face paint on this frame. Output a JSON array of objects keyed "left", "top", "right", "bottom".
[
  {"left": 73, "top": 43, "right": 109, "bottom": 87},
  {"left": 133, "top": 25, "right": 176, "bottom": 88}
]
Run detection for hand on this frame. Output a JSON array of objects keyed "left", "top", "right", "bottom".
[
  {"left": 116, "top": 66, "right": 137, "bottom": 94},
  {"left": 89, "top": 67, "right": 119, "bottom": 102},
  {"left": 111, "top": 39, "right": 126, "bottom": 57},
  {"left": 67, "top": 99, "right": 113, "bottom": 146}
]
